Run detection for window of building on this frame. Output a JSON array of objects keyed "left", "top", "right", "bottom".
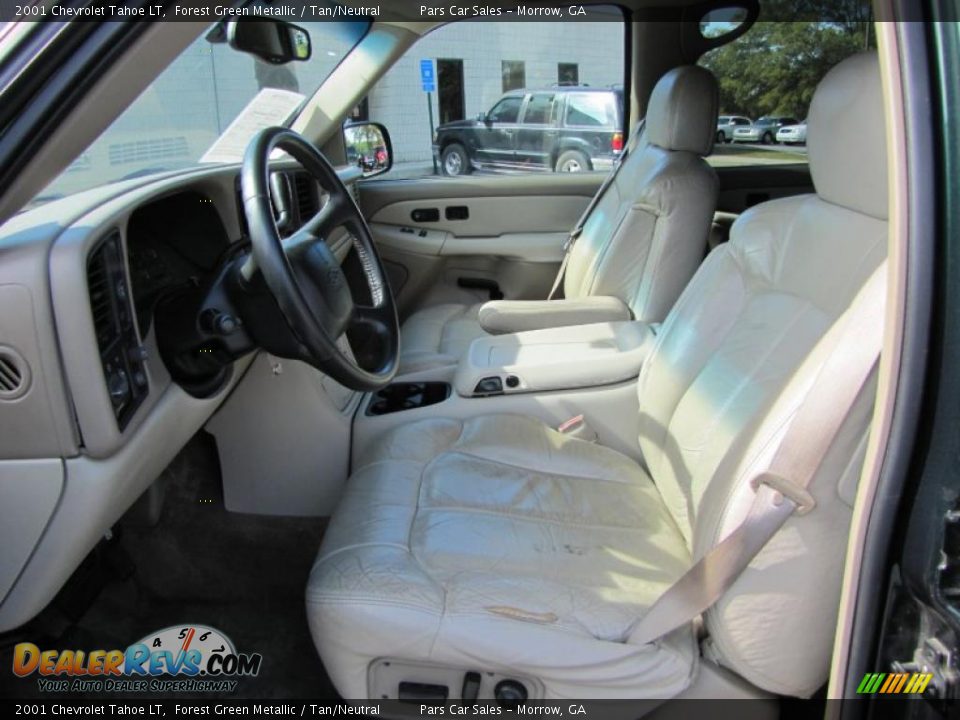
[
  {"left": 502, "top": 61, "right": 526, "bottom": 93},
  {"left": 558, "top": 63, "right": 579, "bottom": 86}
]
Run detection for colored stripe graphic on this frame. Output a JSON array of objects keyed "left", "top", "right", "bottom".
[{"left": 857, "top": 672, "right": 934, "bottom": 694}]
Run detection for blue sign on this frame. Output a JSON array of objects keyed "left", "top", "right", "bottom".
[{"left": 420, "top": 59, "right": 436, "bottom": 92}]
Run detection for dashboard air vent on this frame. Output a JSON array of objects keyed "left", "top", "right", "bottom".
[
  {"left": 87, "top": 246, "right": 117, "bottom": 349},
  {"left": 87, "top": 232, "right": 149, "bottom": 430},
  {"left": 292, "top": 172, "right": 320, "bottom": 220},
  {"left": 0, "top": 347, "right": 28, "bottom": 400}
]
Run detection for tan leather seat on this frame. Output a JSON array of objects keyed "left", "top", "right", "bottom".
[
  {"left": 307, "top": 53, "right": 887, "bottom": 699},
  {"left": 399, "top": 65, "right": 720, "bottom": 374}
]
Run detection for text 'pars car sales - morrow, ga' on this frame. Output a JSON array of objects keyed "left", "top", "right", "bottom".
[{"left": 418, "top": 5, "right": 589, "bottom": 16}]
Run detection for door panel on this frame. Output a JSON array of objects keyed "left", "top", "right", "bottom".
[{"left": 358, "top": 174, "right": 604, "bottom": 319}]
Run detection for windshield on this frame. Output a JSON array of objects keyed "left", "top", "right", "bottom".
[{"left": 32, "top": 13, "right": 369, "bottom": 207}]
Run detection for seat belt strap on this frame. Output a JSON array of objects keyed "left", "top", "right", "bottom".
[
  {"left": 547, "top": 119, "right": 646, "bottom": 300},
  {"left": 628, "top": 261, "right": 888, "bottom": 646}
]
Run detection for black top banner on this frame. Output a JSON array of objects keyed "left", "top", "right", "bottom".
[{"left": 0, "top": 0, "right": 910, "bottom": 24}]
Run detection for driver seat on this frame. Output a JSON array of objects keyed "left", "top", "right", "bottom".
[
  {"left": 307, "top": 53, "right": 887, "bottom": 699},
  {"left": 399, "top": 65, "right": 720, "bottom": 374}
]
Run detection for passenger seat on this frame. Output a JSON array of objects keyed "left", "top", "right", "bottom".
[{"left": 399, "top": 65, "right": 720, "bottom": 374}]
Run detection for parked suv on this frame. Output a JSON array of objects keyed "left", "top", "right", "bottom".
[
  {"left": 716, "top": 115, "right": 752, "bottom": 143},
  {"left": 733, "top": 116, "right": 801, "bottom": 144},
  {"left": 433, "top": 86, "right": 624, "bottom": 176}
]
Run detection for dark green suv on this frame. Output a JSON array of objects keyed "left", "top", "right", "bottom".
[{"left": 433, "top": 86, "right": 624, "bottom": 176}]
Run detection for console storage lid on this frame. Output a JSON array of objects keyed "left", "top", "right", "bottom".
[{"left": 454, "top": 321, "right": 655, "bottom": 397}]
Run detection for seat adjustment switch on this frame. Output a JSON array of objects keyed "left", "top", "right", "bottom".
[
  {"left": 474, "top": 376, "right": 503, "bottom": 396},
  {"left": 461, "top": 671, "right": 481, "bottom": 701}
]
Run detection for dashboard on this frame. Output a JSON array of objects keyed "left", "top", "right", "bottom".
[{"left": 0, "top": 160, "right": 361, "bottom": 633}]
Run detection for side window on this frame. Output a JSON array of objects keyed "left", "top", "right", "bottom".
[
  {"left": 488, "top": 97, "right": 523, "bottom": 124},
  {"left": 565, "top": 94, "right": 614, "bottom": 128},
  {"left": 699, "top": 17, "right": 875, "bottom": 168},
  {"left": 522, "top": 94, "right": 555, "bottom": 125},
  {"left": 364, "top": 10, "right": 625, "bottom": 179}
]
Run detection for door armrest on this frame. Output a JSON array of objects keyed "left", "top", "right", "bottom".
[{"left": 477, "top": 296, "right": 632, "bottom": 335}]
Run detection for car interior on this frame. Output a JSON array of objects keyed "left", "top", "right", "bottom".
[{"left": 0, "top": 0, "right": 920, "bottom": 709}]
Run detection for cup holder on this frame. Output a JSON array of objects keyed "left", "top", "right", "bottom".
[{"left": 366, "top": 382, "right": 451, "bottom": 416}]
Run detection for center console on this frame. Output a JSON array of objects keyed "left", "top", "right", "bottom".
[
  {"left": 353, "top": 321, "right": 657, "bottom": 465},
  {"left": 454, "top": 321, "right": 656, "bottom": 398}
]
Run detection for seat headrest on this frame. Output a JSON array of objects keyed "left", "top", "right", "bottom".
[
  {"left": 808, "top": 51, "right": 888, "bottom": 219},
  {"left": 647, "top": 65, "right": 719, "bottom": 157}
]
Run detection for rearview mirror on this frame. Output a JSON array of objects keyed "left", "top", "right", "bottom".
[
  {"left": 344, "top": 122, "right": 393, "bottom": 178},
  {"left": 227, "top": 19, "right": 312, "bottom": 64}
]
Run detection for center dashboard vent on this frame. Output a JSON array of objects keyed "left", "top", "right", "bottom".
[
  {"left": 87, "top": 232, "right": 149, "bottom": 430},
  {"left": 291, "top": 171, "right": 321, "bottom": 221}
]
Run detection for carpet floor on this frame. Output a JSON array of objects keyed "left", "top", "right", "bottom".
[{"left": 0, "top": 432, "right": 336, "bottom": 699}]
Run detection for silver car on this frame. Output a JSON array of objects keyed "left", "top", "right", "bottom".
[
  {"left": 716, "top": 115, "right": 752, "bottom": 143},
  {"left": 776, "top": 122, "right": 808, "bottom": 145},
  {"left": 733, "top": 116, "right": 801, "bottom": 144}
]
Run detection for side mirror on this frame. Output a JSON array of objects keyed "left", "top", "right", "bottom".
[
  {"left": 476, "top": 112, "right": 488, "bottom": 123},
  {"left": 344, "top": 122, "right": 393, "bottom": 178},
  {"left": 226, "top": 19, "right": 312, "bottom": 64}
]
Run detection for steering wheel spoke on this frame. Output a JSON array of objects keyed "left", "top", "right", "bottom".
[
  {"left": 241, "top": 127, "right": 399, "bottom": 391},
  {"left": 302, "top": 194, "right": 351, "bottom": 239}
]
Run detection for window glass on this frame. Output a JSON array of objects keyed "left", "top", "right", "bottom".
[
  {"left": 502, "top": 61, "right": 526, "bottom": 92},
  {"left": 488, "top": 97, "right": 523, "bottom": 123},
  {"left": 700, "top": 15, "right": 875, "bottom": 167},
  {"left": 523, "top": 94, "right": 556, "bottom": 124},
  {"left": 558, "top": 63, "right": 579, "bottom": 86},
  {"left": 32, "top": 13, "right": 369, "bottom": 206},
  {"left": 363, "top": 10, "right": 624, "bottom": 179},
  {"left": 565, "top": 93, "right": 614, "bottom": 127}
]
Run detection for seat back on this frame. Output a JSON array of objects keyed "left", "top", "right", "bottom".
[
  {"left": 562, "top": 65, "right": 719, "bottom": 322},
  {"left": 635, "top": 52, "right": 888, "bottom": 697}
]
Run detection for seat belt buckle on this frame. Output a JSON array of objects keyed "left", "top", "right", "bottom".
[
  {"left": 557, "top": 414, "right": 598, "bottom": 443},
  {"left": 750, "top": 473, "right": 817, "bottom": 516}
]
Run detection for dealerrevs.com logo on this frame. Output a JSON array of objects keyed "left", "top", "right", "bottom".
[{"left": 12, "top": 625, "right": 262, "bottom": 693}]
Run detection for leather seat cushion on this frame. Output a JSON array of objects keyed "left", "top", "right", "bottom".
[
  {"left": 399, "top": 302, "right": 484, "bottom": 373},
  {"left": 307, "top": 414, "right": 697, "bottom": 698}
]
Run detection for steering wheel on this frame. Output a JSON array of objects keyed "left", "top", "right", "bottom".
[{"left": 240, "top": 127, "right": 399, "bottom": 391}]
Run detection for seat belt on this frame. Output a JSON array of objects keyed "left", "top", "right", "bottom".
[
  {"left": 547, "top": 118, "right": 647, "bottom": 300},
  {"left": 627, "top": 261, "right": 888, "bottom": 647}
]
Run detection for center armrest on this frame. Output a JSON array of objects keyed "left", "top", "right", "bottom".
[
  {"left": 477, "top": 296, "right": 632, "bottom": 335},
  {"left": 454, "top": 321, "right": 656, "bottom": 397}
]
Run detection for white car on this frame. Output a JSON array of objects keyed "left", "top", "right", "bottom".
[{"left": 776, "top": 122, "right": 808, "bottom": 144}]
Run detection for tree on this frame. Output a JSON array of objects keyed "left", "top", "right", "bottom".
[{"left": 700, "top": 1, "right": 874, "bottom": 120}]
